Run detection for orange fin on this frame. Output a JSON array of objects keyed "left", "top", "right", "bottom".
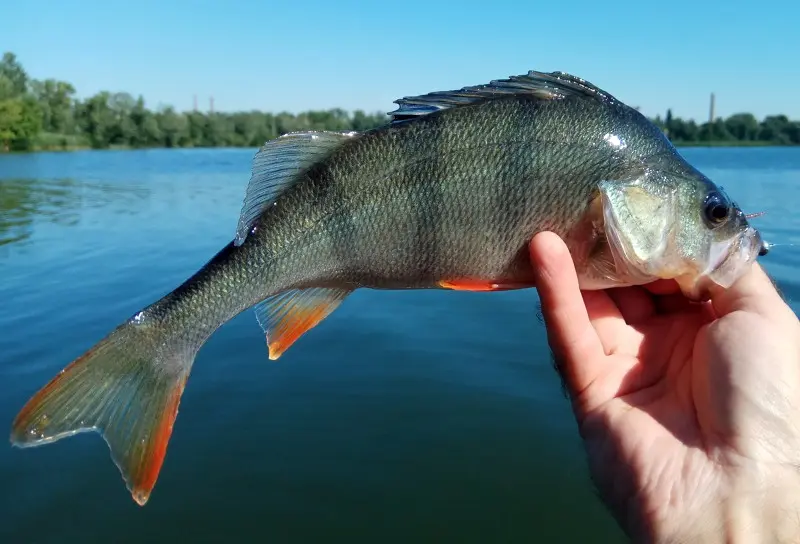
[
  {"left": 10, "top": 320, "right": 195, "bottom": 506},
  {"left": 437, "top": 279, "right": 535, "bottom": 292},
  {"left": 254, "top": 287, "right": 353, "bottom": 360}
]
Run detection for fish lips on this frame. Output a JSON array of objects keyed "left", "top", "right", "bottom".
[{"left": 677, "top": 226, "right": 767, "bottom": 301}]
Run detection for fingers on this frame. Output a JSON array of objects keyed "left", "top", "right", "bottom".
[
  {"left": 643, "top": 279, "right": 681, "bottom": 296},
  {"left": 608, "top": 283, "right": 710, "bottom": 322},
  {"left": 529, "top": 232, "right": 606, "bottom": 397},
  {"left": 653, "top": 294, "right": 717, "bottom": 323},
  {"left": 607, "top": 287, "right": 655, "bottom": 324},
  {"left": 710, "top": 262, "right": 793, "bottom": 320},
  {"left": 582, "top": 289, "right": 638, "bottom": 355}
]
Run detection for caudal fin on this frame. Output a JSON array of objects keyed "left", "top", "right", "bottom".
[{"left": 10, "top": 318, "right": 195, "bottom": 506}]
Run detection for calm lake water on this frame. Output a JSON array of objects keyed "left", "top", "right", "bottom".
[{"left": 1, "top": 146, "right": 798, "bottom": 543}]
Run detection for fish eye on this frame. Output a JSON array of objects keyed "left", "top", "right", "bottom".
[{"left": 703, "top": 191, "right": 731, "bottom": 226}]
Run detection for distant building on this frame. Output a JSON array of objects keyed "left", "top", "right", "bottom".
[{"left": 709, "top": 93, "right": 715, "bottom": 123}]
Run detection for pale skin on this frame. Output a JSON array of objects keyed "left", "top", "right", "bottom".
[{"left": 528, "top": 231, "right": 800, "bottom": 544}]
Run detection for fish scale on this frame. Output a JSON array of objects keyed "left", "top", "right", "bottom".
[{"left": 10, "top": 69, "right": 767, "bottom": 506}]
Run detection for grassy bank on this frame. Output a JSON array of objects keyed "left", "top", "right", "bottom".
[{"left": 26, "top": 132, "right": 92, "bottom": 151}]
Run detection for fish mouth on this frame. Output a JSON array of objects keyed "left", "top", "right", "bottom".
[{"left": 677, "top": 227, "right": 766, "bottom": 301}]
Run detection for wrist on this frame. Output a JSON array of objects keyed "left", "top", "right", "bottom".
[
  {"left": 724, "top": 471, "right": 800, "bottom": 544},
  {"left": 662, "top": 466, "right": 800, "bottom": 544},
  {"left": 632, "top": 467, "right": 800, "bottom": 544}
]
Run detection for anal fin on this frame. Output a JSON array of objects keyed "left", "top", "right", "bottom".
[
  {"left": 254, "top": 287, "right": 353, "bottom": 360},
  {"left": 437, "top": 279, "right": 535, "bottom": 292}
]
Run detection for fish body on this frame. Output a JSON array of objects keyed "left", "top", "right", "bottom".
[{"left": 10, "top": 71, "right": 767, "bottom": 506}]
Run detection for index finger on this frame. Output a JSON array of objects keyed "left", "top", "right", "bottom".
[{"left": 529, "top": 232, "right": 606, "bottom": 397}]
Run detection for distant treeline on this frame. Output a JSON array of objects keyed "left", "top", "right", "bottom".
[
  {"left": 0, "top": 51, "right": 798, "bottom": 152},
  {"left": 0, "top": 52, "right": 388, "bottom": 152}
]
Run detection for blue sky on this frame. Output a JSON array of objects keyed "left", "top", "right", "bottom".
[{"left": 2, "top": 0, "right": 797, "bottom": 122}]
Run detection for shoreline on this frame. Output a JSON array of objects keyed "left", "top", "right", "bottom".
[{"left": 2, "top": 141, "right": 797, "bottom": 154}]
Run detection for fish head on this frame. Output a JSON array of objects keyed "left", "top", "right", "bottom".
[{"left": 597, "top": 167, "right": 766, "bottom": 301}]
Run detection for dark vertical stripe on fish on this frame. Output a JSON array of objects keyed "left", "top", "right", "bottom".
[
  {"left": 493, "top": 98, "right": 530, "bottom": 276},
  {"left": 418, "top": 115, "right": 443, "bottom": 280},
  {"left": 322, "top": 164, "right": 359, "bottom": 280}
]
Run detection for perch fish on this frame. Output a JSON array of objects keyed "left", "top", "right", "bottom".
[{"left": 10, "top": 70, "right": 768, "bottom": 505}]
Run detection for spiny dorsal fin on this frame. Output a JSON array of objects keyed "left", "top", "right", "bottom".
[
  {"left": 234, "top": 131, "right": 358, "bottom": 246},
  {"left": 388, "top": 70, "right": 620, "bottom": 123},
  {"left": 253, "top": 287, "right": 353, "bottom": 360}
]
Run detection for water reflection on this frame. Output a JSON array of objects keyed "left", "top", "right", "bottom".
[{"left": 0, "top": 178, "right": 151, "bottom": 247}]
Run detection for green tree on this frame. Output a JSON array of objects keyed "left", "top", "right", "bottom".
[
  {"left": 76, "top": 92, "right": 117, "bottom": 148},
  {"left": 107, "top": 92, "right": 138, "bottom": 145},
  {"left": 725, "top": 113, "right": 760, "bottom": 141},
  {"left": 663, "top": 108, "right": 673, "bottom": 137},
  {"left": 0, "top": 52, "right": 28, "bottom": 99},
  {"left": 0, "top": 96, "right": 42, "bottom": 150},
  {"left": 0, "top": 99, "right": 22, "bottom": 148},
  {"left": 185, "top": 111, "right": 207, "bottom": 147},
  {"left": 786, "top": 122, "right": 800, "bottom": 145},
  {"left": 156, "top": 106, "right": 188, "bottom": 147},
  {"left": 759, "top": 115, "right": 792, "bottom": 144},
  {"left": 128, "top": 96, "right": 162, "bottom": 147},
  {"left": 697, "top": 118, "right": 732, "bottom": 142},
  {"left": 0, "top": 75, "right": 15, "bottom": 102},
  {"left": 30, "top": 79, "right": 76, "bottom": 133}
]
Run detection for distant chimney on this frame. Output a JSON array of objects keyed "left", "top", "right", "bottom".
[
  {"left": 193, "top": 94, "right": 198, "bottom": 112},
  {"left": 709, "top": 93, "right": 715, "bottom": 123},
  {"left": 210, "top": 96, "right": 214, "bottom": 114}
]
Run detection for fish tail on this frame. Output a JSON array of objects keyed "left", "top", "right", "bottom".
[{"left": 10, "top": 315, "right": 198, "bottom": 506}]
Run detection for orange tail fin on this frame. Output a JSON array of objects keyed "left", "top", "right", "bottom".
[{"left": 10, "top": 319, "right": 195, "bottom": 506}]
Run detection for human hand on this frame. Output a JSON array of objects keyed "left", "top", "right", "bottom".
[{"left": 529, "top": 231, "right": 800, "bottom": 543}]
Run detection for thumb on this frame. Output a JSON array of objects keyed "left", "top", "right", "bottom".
[{"left": 709, "top": 262, "right": 794, "bottom": 322}]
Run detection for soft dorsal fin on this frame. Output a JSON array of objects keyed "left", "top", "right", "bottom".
[
  {"left": 234, "top": 130, "right": 358, "bottom": 246},
  {"left": 388, "top": 70, "right": 619, "bottom": 123}
]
